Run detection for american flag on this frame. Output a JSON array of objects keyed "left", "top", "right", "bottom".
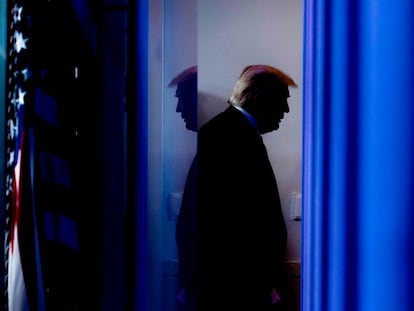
[
  {"left": 5, "top": 1, "right": 39, "bottom": 310},
  {"left": 5, "top": 1, "right": 82, "bottom": 310}
]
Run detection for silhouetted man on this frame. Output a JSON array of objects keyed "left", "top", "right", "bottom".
[{"left": 196, "top": 65, "right": 297, "bottom": 310}]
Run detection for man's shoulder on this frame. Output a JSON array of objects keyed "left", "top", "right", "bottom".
[
  {"left": 199, "top": 106, "right": 240, "bottom": 133},
  {"left": 199, "top": 111, "right": 225, "bottom": 134}
]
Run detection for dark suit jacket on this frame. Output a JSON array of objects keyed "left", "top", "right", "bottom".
[{"left": 177, "top": 105, "right": 287, "bottom": 309}]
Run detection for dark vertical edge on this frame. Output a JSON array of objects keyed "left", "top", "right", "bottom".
[
  {"left": 344, "top": 1, "right": 359, "bottom": 310},
  {"left": 126, "top": 0, "right": 149, "bottom": 310}
]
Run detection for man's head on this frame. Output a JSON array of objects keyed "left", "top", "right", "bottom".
[
  {"left": 169, "top": 66, "right": 198, "bottom": 132},
  {"left": 228, "top": 65, "right": 297, "bottom": 134}
]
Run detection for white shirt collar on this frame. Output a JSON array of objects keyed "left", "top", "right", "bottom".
[{"left": 232, "top": 105, "right": 259, "bottom": 132}]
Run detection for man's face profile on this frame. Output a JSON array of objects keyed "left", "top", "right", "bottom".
[
  {"left": 255, "top": 85, "right": 290, "bottom": 134},
  {"left": 175, "top": 82, "right": 197, "bottom": 132}
]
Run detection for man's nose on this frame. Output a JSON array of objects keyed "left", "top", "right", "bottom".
[
  {"left": 284, "top": 103, "right": 290, "bottom": 113},
  {"left": 176, "top": 100, "right": 183, "bottom": 112}
]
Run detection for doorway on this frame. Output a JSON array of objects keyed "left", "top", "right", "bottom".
[{"left": 148, "top": 1, "right": 303, "bottom": 310}]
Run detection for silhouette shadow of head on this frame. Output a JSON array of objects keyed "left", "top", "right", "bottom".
[{"left": 169, "top": 66, "right": 198, "bottom": 132}]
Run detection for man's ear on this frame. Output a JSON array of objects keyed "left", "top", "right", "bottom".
[
  {"left": 244, "top": 92, "right": 258, "bottom": 110},
  {"left": 253, "top": 93, "right": 259, "bottom": 105},
  {"left": 243, "top": 96, "right": 258, "bottom": 117},
  {"left": 252, "top": 92, "right": 263, "bottom": 109}
]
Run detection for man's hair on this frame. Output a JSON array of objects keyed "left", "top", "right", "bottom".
[{"left": 228, "top": 64, "right": 297, "bottom": 107}]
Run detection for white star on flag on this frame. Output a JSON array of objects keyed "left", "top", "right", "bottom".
[
  {"left": 14, "top": 31, "right": 28, "bottom": 53},
  {"left": 7, "top": 151, "right": 15, "bottom": 168},
  {"left": 21, "top": 68, "right": 31, "bottom": 81},
  {"left": 8, "top": 119, "right": 18, "bottom": 140},
  {"left": 16, "top": 88, "right": 26, "bottom": 108},
  {"left": 10, "top": 94, "right": 18, "bottom": 109},
  {"left": 12, "top": 5, "right": 23, "bottom": 23}
]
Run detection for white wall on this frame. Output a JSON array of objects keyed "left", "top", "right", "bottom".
[{"left": 198, "top": 0, "right": 303, "bottom": 261}]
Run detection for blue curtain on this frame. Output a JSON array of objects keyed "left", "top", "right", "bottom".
[{"left": 302, "top": 0, "right": 414, "bottom": 310}]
